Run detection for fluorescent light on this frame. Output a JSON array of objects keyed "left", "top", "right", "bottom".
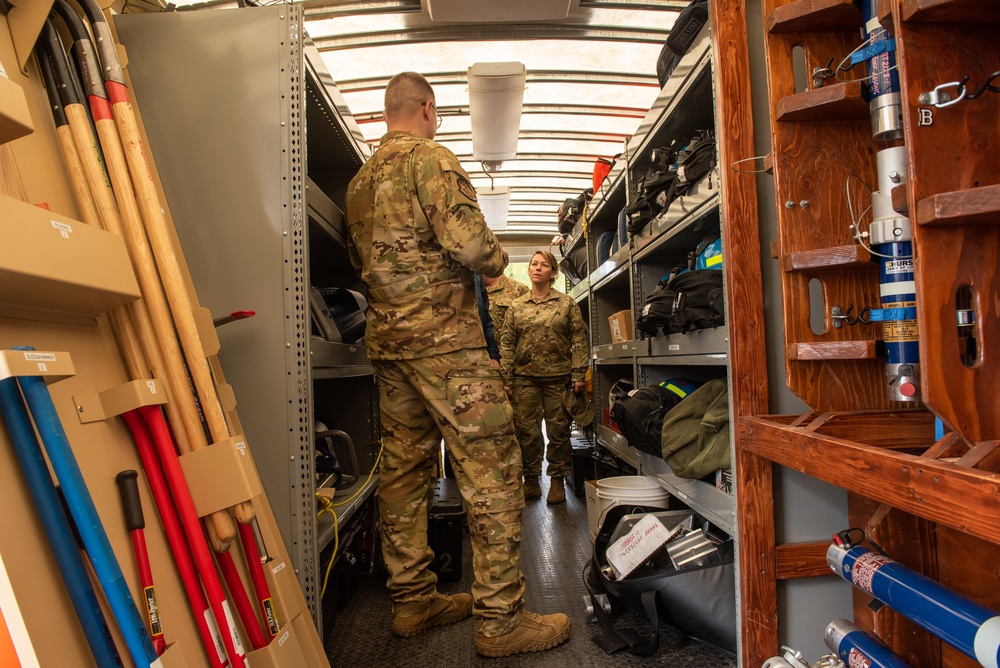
[
  {"left": 477, "top": 186, "right": 511, "bottom": 230},
  {"left": 468, "top": 62, "right": 526, "bottom": 162}
]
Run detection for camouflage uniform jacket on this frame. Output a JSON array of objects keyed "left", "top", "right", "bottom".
[
  {"left": 485, "top": 275, "right": 529, "bottom": 334},
  {"left": 345, "top": 131, "right": 507, "bottom": 360},
  {"left": 498, "top": 289, "right": 589, "bottom": 384}
]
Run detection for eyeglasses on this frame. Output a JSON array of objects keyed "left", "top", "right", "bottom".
[{"left": 426, "top": 101, "right": 443, "bottom": 129}]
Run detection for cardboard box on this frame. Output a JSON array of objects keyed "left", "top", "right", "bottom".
[
  {"left": 0, "top": 73, "right": 33, "bottom": 145},
  {"left": 608, "top": 310, "right": 632, "bottom": 343},
  {"left": 0, "top": 194, "right": 140, "bottom": 318}
]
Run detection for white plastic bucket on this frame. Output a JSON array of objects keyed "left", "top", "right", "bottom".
[{"left": 587, "top": 476, "right": 670, "bottom": 541}]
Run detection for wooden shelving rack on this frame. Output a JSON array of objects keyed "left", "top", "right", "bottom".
[{"left": 738, "top": 0, "right": 1000, "bottom": 666}]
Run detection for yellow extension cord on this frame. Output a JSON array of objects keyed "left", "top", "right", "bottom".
[{"left": 316, "top": 441, "right": 383, "bottom": 598}]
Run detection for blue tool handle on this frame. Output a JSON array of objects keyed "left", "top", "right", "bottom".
[
  {"left": 0, "top": 377, "right": 123, "bottom": 666},
  {"left": 15, "top": 366, "right": 157, "bottom": 666}
]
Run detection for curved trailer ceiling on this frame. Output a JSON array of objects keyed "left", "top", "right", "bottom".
[{"left": 158, "top": 0, "right": 687, "bottom": 243}]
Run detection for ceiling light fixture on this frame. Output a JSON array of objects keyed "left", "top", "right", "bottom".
[
  {"left": 477, "top": 186, "right": 511, "bottom": 231},
  {"left": 468, "top": 62, "right": 526, "bottom": 165}
]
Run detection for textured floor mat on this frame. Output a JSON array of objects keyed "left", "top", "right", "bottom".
[{"left": 325, "top": 470, "right": 738, "bottom": 667}]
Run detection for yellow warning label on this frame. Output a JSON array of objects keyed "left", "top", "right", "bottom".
[{"left": 883, "top": 321, "right": 919, "bottom": 342}]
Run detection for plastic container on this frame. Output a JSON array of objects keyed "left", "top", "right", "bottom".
[{"left": 587, "top": 476, "right": 670, "bottom": 541}]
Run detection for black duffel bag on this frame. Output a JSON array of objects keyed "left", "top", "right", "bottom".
[
  {"left": 586, "top": 505, "right": 737, "bottom": 657},
  {"left": 609, "top": 385, "right": 683, "bottom": 456}
]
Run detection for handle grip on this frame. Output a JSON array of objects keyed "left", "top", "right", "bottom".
[{"left": 116, "top": 470, "right": 145, "bottom": 532}]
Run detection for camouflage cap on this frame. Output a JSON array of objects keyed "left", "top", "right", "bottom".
[{"left": 562, "top": 387, "right": 596, "bottom": 426}]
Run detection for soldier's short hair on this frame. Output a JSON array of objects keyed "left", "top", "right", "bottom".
[
  {"left": 531, "top": 250, "right": 560, "bottom": 286},
  {"left": 385, "top": 72, "right": 435, "bottom": 122}
]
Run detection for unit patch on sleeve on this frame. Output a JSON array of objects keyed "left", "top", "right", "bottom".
[{"left": 456, "top": 176, "right": 478, "bottom": 201}]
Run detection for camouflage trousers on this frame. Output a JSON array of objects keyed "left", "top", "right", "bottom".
[
  {"left": 373, "top": 347, "right": 526, "bottom": 636},
  {"left": 511, "top": 376, "right": 572, "bottom": 478}
]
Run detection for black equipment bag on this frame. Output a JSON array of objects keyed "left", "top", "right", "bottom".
[
  {"left": 609, "top": 385, "right": 684, "bottom": 456},
  {"left": 634, "top": 267, "right": 684, "bottom": 336},
  {"left": 558, "top": 188, "right": 592, "bottom": 235},
  {"left": 625, "top": 170, "right": 677, "bottom": 236},
  {"left": 666, "top": 270, "right": 725, "bottom": 334},
  {"left": 673, "top": 130, "right": 716, "bottom": 198},
  {"left": 596, "top": 230, "right": 615, "bottom": 265},
  {"left": 636, "top": 269, "right": 724, "bottom": 337},
  {"left": 587, "top": 505, "right": 737, "bottom": 656},
  {"left": 560, "top": 244, "right": 589, "bottom": 286},
  {"left": 656, "top": 0, "right": 710, "bottom": 87}
]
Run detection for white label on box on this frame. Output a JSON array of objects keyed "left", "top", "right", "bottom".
[
  {"left": 51, "top": 221, "right": 73, "bottom": 238},
  {"left": 606, "top": 514, "right": 675, "bottom": 579},
  {"left": 669, "top": 344, "right": 680, "bottom": 351}
]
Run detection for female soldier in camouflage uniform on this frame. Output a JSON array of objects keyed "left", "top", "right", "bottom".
[{"left": 499, "top": 250, "right": 589, "bottom": 504}]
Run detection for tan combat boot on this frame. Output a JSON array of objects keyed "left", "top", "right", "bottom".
[
  {"left": 523, "top": 476, "right": 542, "bottom": 500},
  {"left": 475, "top": 611, "right": 571, "bottom": 657},
  {"left": 546, "top": 477, "right": 566, "bottom": 505},
  {"left": 391, "top": 592, "right": 473, "bottom": 638}
]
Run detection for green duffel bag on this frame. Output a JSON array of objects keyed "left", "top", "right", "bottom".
[{"left": 660, "top": 377, "right": 729, "bottom": 479}]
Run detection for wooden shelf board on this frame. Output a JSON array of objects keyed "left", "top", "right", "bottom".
[
  {"left": 783, "top": 244, "right": 873, "bottom": 271},
  {"left": 742, "top": 415, "right": 1000, "bottom": 546},
  {"left": 891, "top": 184, "right": 909, "bottom": 217},
  {"left": 776, "top": 541, "right": 835, "bottom": 580},
  {"left": 767, "top": 0, "right": 861, "bottom": 33},
  {"left": 787, "top": 340, "right": 878, "bottom": 360},
  {"left": 916, "top": 184, "right": 1000, "bottom": 226},
  {"left": 901, "top": 0, "right": 999, "bottom": 22},
  {"left": 776, "top": 82, "right": 868, "bottom": 122},
  {"left": 803, "top": 408, "right": 936, "bottom": 450}
]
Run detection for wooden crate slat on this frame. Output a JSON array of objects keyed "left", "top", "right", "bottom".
[
  {"left": 916, "top": 184, "right": 1000, "bottom": 226},
  {"left": 787, "top": 341, "right": 878, "bottom": 360},
  {"left": 766, "top": 0, "right": 861, "bottom": 34},
  {"left": 901, "top": 0, "right": 1000, "bottom": 22},
  {"left": 783, "top": 244, "right": 873, "bottom": 271},
  {"left": 775, "top": 541, "right": 835, "bottom": 579},
  {"left": 743, "top": 415, "right": 1000, "bottom": 545},
  {"left": 776, "top": 82, "right": 869, "bottom": 122}
]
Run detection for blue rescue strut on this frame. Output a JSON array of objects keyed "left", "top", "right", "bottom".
[
  {"left": 829, "top": 542, "right": 1000, "bottom": 668},
  {"left": 825, "top": 619, "right": 911, "bottom": 668}
]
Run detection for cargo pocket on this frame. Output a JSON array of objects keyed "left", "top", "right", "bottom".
[
  {"left": 444, "top": 366, "right": 514, "bottom": 442},
  {"left": 469, "top": 488, "right": 524, "bottom": 545}
]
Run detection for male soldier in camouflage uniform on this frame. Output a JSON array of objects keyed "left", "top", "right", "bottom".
[
  {"left": 499, "top": 251, "right": 589, "bottom": 505},
  {"left": 344, "top": 72, "right": 570, "bottom": 657},
  {"left": 483, "top": 273, "right": 529, "bottom": 334}
]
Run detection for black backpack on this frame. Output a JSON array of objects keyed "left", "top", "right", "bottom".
[
  {"left": 634, "top": 266, "right": 686, "bottom": 336},
  {"left": 635, "top": 267, "right": 724, "bottom": 337},
  {"left": 558, "top": 188, "right": 592, "bottom": 235},
  {"left": 666, "top": 270, "right": 725, "bottom": 334},
  {"left": 609, "top": 385, "right": 685, "bottom": 456},
  {"left": 656, "top": 0, "right": 710, "bottom": 87},
  {"left": 673, "top": 130, "right": 716, "bottom": 197}
]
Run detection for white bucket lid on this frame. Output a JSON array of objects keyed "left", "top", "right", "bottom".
[{"left": 596, "top": 476, "right": 664, "bottom": 492}]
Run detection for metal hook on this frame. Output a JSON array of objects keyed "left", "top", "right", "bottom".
[
  {"left": 812, "top": 57, "right": 835, "bottom": 88},
  {"left": 730, "top": 155, "right": 770, "bottom": 175},
  {"left": 831, "top": 304, "right": 871, "bottom": 328}
]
